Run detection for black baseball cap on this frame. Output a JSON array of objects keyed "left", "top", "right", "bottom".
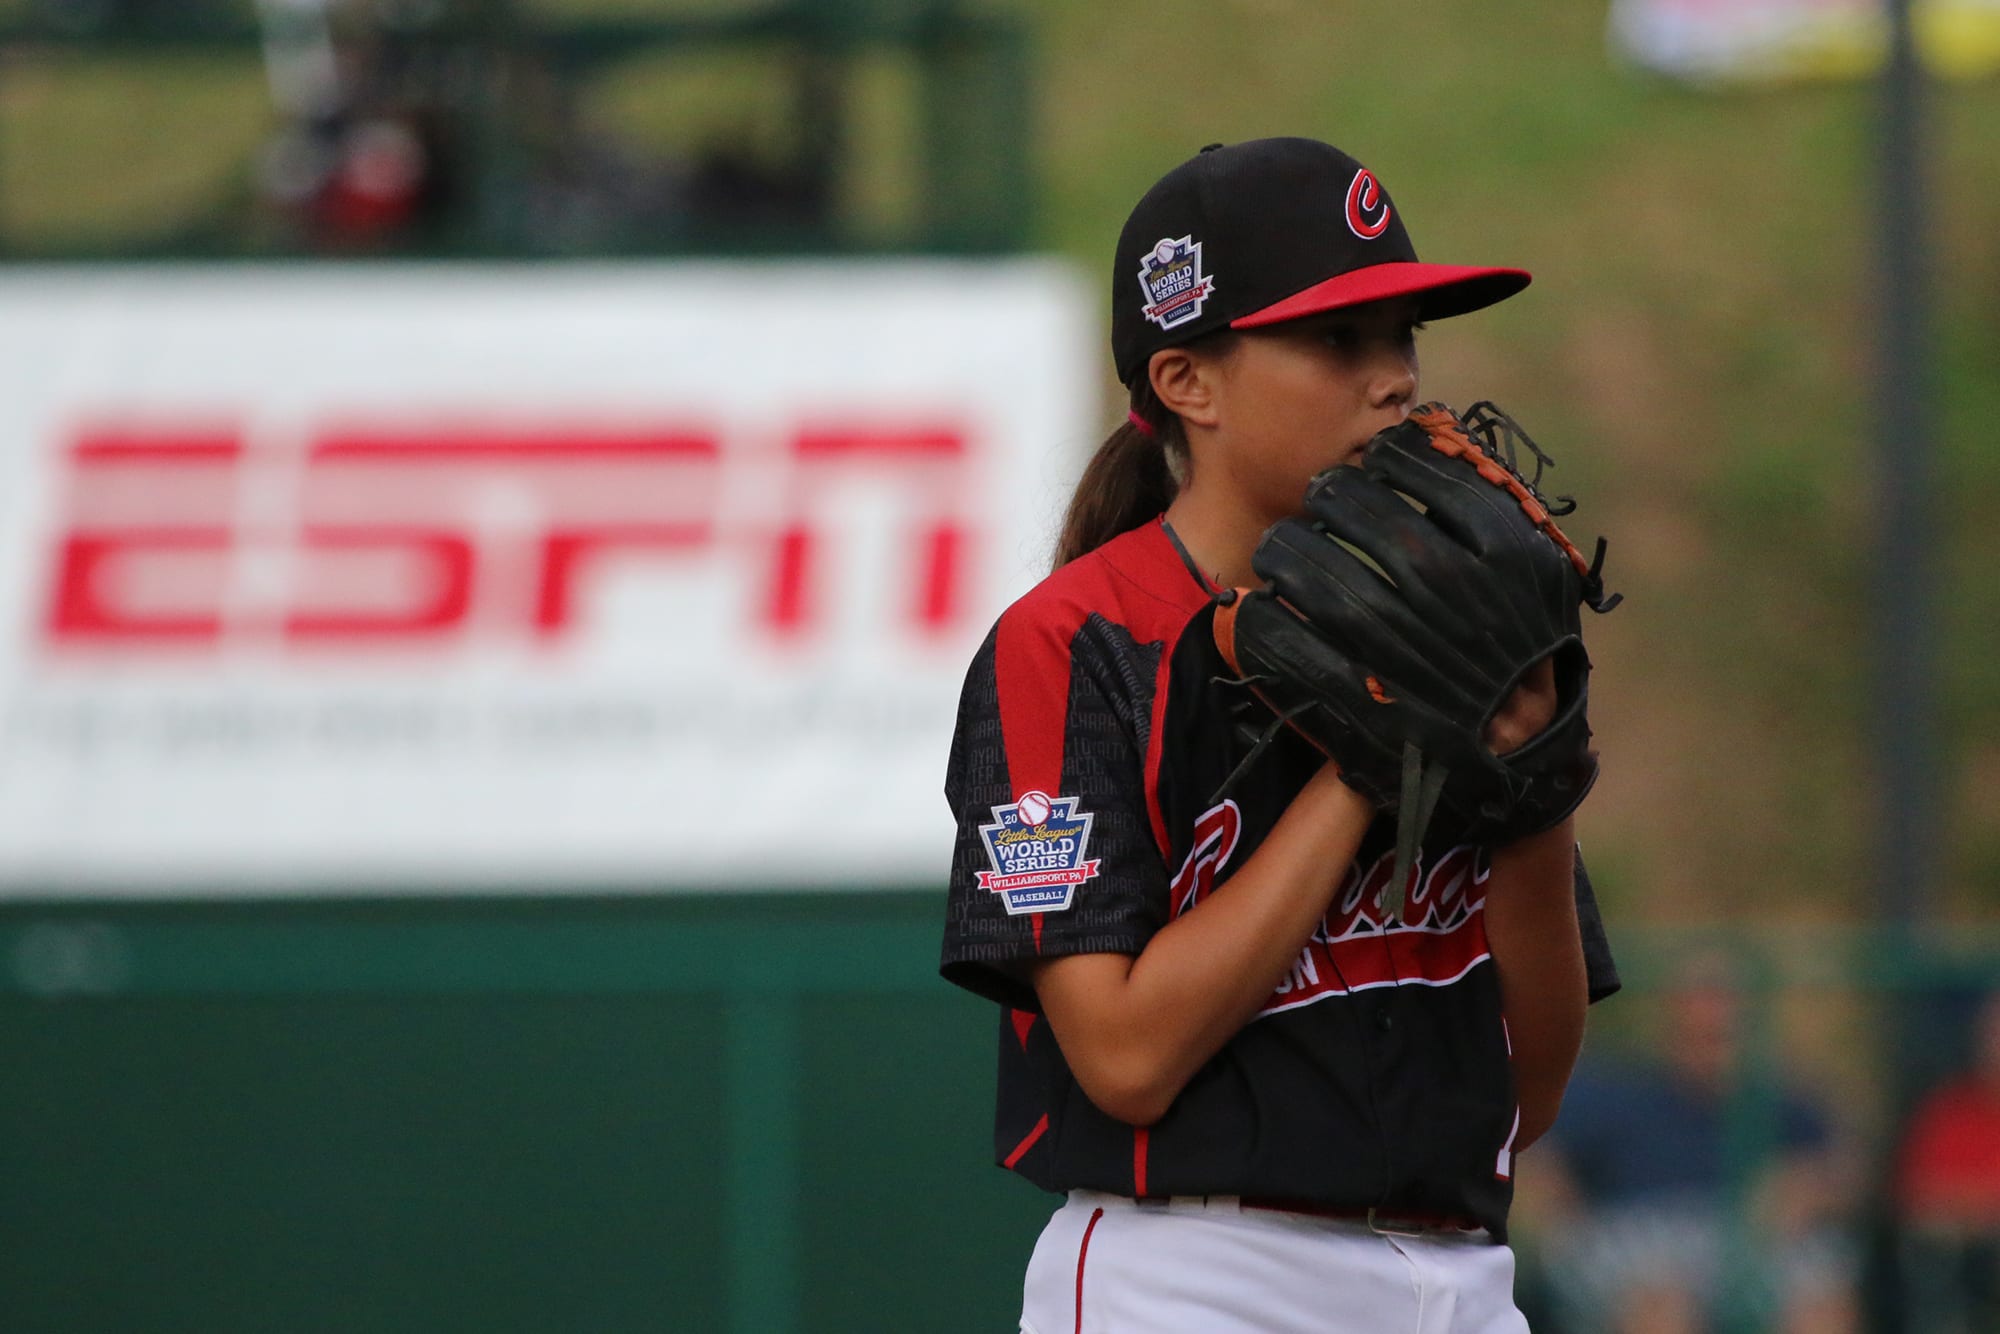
[{"left": 1111, "top": 137, "right": 1531, "bottom": 385}]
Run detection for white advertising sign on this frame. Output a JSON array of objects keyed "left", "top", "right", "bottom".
[{"left": 0, "top": 262, "right": 1097, "bottom": 897}]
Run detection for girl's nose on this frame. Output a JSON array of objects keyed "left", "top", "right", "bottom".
[{"left": 1373, "top": 353, "right": 1417, "bottom": 415}]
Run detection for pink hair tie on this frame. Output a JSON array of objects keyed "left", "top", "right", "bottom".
[{"left": 1127, "top": 409, "right": 1158, "bottom": 439}]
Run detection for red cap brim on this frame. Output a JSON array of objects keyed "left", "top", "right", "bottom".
[{"left": 1229, "top": 262, "right": 1532, "bottom": 329}]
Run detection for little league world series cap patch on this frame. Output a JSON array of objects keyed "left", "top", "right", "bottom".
[
  {"left": 1137, "top": 235, "right": 1215, "bottom": 332},
  {"left": 977, "top": 790, "right": 1100, "bottom": 915},
  {"left": 1110, "top": 137, "right": 1533, "bottom": 385}
]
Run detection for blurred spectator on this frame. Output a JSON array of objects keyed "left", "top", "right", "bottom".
[
  {"left": 1522, "top": 953, "right": 1861, "bottom": 1334},
  {"left": 1892, "top": 988, "right": 2000, "bottom": 1332},
  {"left": 252, "top": 1, "right": 472, "bottom": 252},
  {"left": 251, "top": 1, "right": 840, "bottom": 254},
  {"left": 262, "top": 110, "right": 457, "bottom": 250}
]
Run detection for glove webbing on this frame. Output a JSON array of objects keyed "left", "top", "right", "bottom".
[{"left": 1410, "top": 404, "right": 1622, "bottom": 614}]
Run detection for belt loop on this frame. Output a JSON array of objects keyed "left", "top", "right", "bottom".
[{"left": 1366, "top": 1206, "right": 1426, "bottom": 1239}]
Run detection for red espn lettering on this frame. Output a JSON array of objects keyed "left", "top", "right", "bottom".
[
  {"left": 42, "top": 420, "right": 973, "bottom": 649},
  {"left": 769, "top": 426, "right": 969, "bottom": 637},
  {"left": 47, "top": 429, "right": 242, "bottom": 643}
]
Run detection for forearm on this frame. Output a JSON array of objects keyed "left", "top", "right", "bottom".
[
  {"left": 1031, "top": 765, "right": 1374, "bottom": 1125},
  {"left": 1483, "top": 815, "right": 1587, "bottom": 1151}
]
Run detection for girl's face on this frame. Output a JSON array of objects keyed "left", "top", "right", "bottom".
[{"left": 1200, "top": 297, "right": 1423, "bottom": 524}]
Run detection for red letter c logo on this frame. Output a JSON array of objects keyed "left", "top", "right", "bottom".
[{"left": 1346, "top": 170, "right": 1392, "bottom": 240}]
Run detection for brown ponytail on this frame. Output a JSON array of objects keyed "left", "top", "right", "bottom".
[{"left": 1052, "top": 379, "right": 1188, "bottom": 569}]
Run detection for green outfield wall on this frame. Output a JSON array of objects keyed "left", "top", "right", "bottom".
[
  {"left": 0, "top": 892, "right": 1051, "bottom": 1334},
  {"left": 6, "top": 897, "right": 1997, "bottom": 1333}
]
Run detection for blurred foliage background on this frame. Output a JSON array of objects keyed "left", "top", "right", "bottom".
[
  {"left": 1029, "top": 0, "right": 2000, "bottom": 931},
  {"left": 1007, "top": 25, "right": 2000, "bottom": 1322}
]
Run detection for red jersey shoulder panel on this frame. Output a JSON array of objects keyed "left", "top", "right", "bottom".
[{"left": 991, "top": 519, "right": 1213, "bottom": 849}]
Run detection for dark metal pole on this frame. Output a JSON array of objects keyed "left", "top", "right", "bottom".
[{"left": 1875, "top": 0, "right": 1938, "bottom": 926}]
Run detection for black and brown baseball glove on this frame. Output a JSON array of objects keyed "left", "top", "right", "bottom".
[{"left": 1213, "top": 402, "right": 1619, "bottom": 907}]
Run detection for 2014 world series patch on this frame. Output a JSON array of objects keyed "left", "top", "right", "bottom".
[
  {"left": 1137, "top": 235, "right": 1214, "bottom": 331},
  {"left": 977, "top": 790, "right": 1100, "bottom": 915}
]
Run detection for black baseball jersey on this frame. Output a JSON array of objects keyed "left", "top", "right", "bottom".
[{"left": 938, "top": 517, "right": 1619, "bottom": 1239}]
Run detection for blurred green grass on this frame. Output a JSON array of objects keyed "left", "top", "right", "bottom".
[
  {"left": 0, "top": 0, "right": 1994, "bottom": 919},
  {"left": 0, "top": 51, "right": 271, "bottom": 247}
]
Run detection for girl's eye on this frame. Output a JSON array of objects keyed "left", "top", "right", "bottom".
[{"left": 1321, "top": 321, "right": 1424, "bottom": 350}]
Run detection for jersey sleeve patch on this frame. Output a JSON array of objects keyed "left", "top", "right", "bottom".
[
  {"left": 939, "top": 591, "right": 1176, "bottom": 1011},
  {"left": 977, "top": 790, "right": 1101, "bottom": 915}
]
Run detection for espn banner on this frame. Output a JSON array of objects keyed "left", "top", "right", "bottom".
[
  {"left": 0, "top": 263, "right": 1096, "bottom": 897},
  {"left": 1611, "top": 0, "right": 2000, "bottom": 82}
]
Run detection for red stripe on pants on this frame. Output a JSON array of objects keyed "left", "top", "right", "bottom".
[{"left": 1073, "top": 1206, "right": 1105, "bottom": 1334}]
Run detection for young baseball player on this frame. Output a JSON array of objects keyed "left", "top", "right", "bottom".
[{"left": 939, "top": 138, "right": 1620, "bottom": 1333}]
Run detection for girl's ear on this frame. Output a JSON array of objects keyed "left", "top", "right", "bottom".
[{"left": 1148, "top": 346, "right": 1222, "bottom": 429}]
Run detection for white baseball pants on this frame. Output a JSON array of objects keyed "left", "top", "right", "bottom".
[{"left": 1020, "top": 1191, "right": 1530, "bottom": 1334}]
